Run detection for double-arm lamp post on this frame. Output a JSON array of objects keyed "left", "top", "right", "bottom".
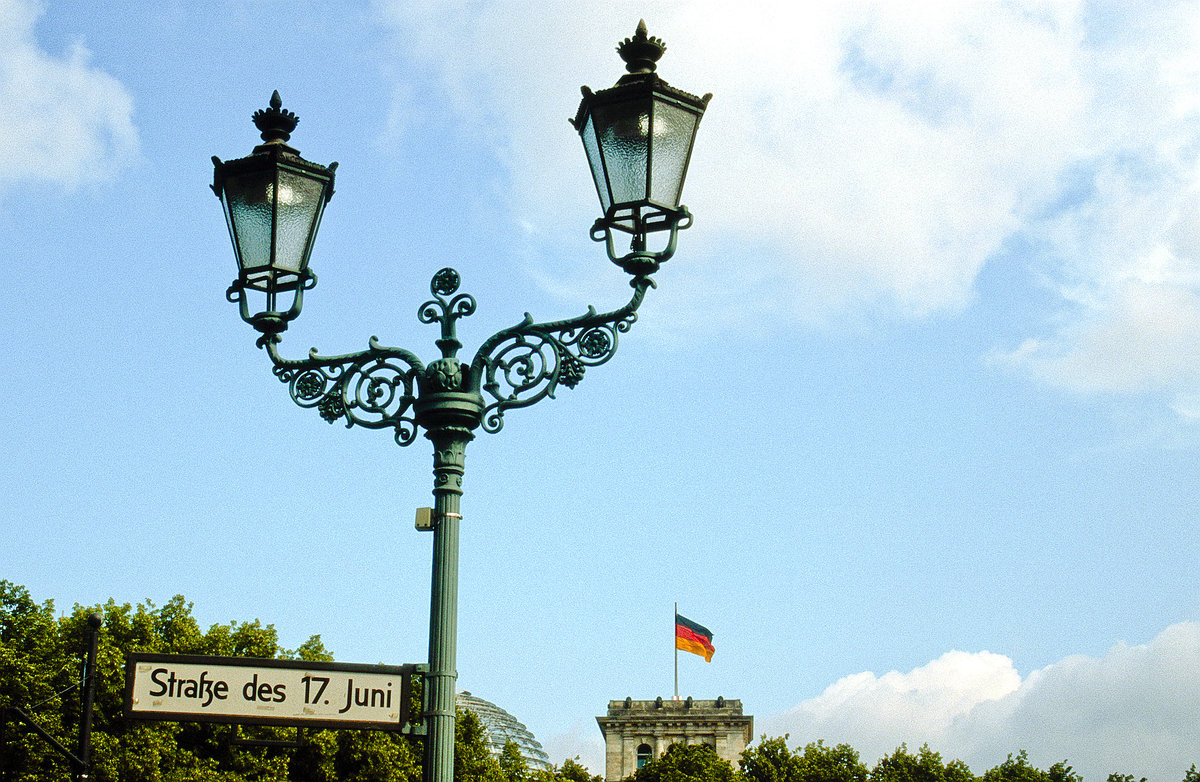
[{"left": 211, "top": 21, "right": 709, "bottom": 782}]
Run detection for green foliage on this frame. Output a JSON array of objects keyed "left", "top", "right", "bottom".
[
  {"left": 1107, "top": 775, "right": 1147, "bottom": 782},
  {"left": 869, "top": 744, "right": 975, "bottom": 782},
  {"left": 555, "top": 758, "right": 603, "bottom": 782},
  {"left": 0, "top": 582, "right": 431, "bottom": 782},
  {"left": 1044, "top": 761, "right": 1081, "bottom": 782},
  {"left": 455, "top": 708, "right": 505, "bottom": 782},
  {"left": 326, "top": 727, "right": 421, "bottom": 782},
  {"left": 631, "top": 742, "right": 740, "bottom": 782},
  {"left": 796, "top": 741, "right": 868, "bottom": 782},
  {"left": 741, "top": 735, "right": 866, "bottom": 782},
  {"left": 1, "top": 582, "right": 73, "bottom": 782},
  {"left": 500, "top": 741, "right": 530, "bottom": 782},
  {"left": 981, "top": 751, "right": 1049, "bottom": 782},
  {"left": 286, "top": 635, "right": 336, "bottom": 663},
  {"left": 742, "top": 735, "right": 796, "bottom": 782},
  {"left": 530, "top": 757, "right": 604, "bottom": 782}
]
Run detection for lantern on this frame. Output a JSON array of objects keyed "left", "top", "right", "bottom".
[
  {"left": 212, "top": 91, "right": 336, "bottom": 337},
  {"left": 573, "top": 21, "right": 710, "bottom": 273}
]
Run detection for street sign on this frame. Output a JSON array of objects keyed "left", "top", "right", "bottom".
[{"left": 125, "top": 653, "right": 425, "bottom": 733}]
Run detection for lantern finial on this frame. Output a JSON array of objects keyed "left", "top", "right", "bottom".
[
  {"left": 617, "top": 20, "right": 665, "bottom": 76},
  {"left": 252, "top": 90, "right": 299, "bottom": 144}
]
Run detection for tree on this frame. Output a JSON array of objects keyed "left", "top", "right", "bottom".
[
  {"left": 741, "top": 735, "right": 867, "bottom": 782},
  {"left": 0, "top": 582, "right": 428, "bottom": 782},
  {"left": 976, "top": 752, "right": 1085, "bottom": 782},
  {"left": 1045, "top": 762, "right": 1081, "bottom": 782},
  {"left": 455, "top": 707, "right": 505, "bottom": 782},
  {"left": 869, "top": 744, "right": 975, "bottom": 782},
  {"left": 0, "top": 582, "right": 70, "bottom": 781},
  {"left": 631, "top": 742, "right": 740, "bottom": 782},
  {"left": 531, "top": 757, "right": 604, "bottom": 782},
  {"left": 795, "top": 740, "right": 869, "bottom": 782},
  {"left": 500, "top": 741, "right": 530, "bottom": 782},
  {"left": 982, "top": 751, "right": 1047, "bottom": 782},
  {"left": 555, "top": 757, "right": 603, "bottom": 782},
  {"left": 742, "top": 735, "right": 797, "bottom": 782}
]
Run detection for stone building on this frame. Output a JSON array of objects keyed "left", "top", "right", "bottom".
[{"left": 596, "top": 697, "right": 753, "bottom": 781}]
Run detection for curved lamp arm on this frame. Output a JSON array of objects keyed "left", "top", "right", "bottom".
[
  {"left": 469, "top": 275, "right": 654, "bottom": 434},
  {"left": 251, "top": 267, "right": 655, "bottom": 444},
  {"left": 263, "top": 336, "right": 426, "bottom": 446}
]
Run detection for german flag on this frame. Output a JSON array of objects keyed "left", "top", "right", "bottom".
[{"left": 675, "top": 614, "right": 715, "bottom": 662}]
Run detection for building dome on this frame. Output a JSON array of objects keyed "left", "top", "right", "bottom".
[{"left": 457, "top": 690, "right": 552, "bottom": 771}]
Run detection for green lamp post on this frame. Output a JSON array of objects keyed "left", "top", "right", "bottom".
[{"left": 211, "top": 21, "right": 708, "bottom": 782}]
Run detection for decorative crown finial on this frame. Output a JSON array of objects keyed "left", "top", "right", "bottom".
[
  {"left": 617, "top": 20, "right": 665, "bottom": 75},
  {"left": 252, "top": 90, "right": 299, "bottom": 143}
]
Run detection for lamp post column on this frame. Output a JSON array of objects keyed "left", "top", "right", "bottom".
[
  {"left": 418, "top": 364, "right": 483, "bottom": 782},
  {"left": 425, "top": 425, "right": 469, "bottom": 782}
]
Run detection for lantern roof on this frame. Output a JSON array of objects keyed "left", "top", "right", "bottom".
[
  {"left": 253, "top": 90, "right": 299, "bottom": 144},
  {"left": 617, "top": 19, "right": 666, "bottom": 78},
  {"left": 212, "top": 92, "right": 337, "bottom": 199},
  {"left": 570, "top": 22, "right": 711, "bottom": 132}
]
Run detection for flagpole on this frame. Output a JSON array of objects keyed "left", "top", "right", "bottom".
[{"left": 673, "top": 602, "right": 679, "bottom": 700}]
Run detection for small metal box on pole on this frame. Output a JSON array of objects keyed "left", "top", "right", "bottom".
[{"left": 415, "top": 507, "right": 434, "bottom": 531}]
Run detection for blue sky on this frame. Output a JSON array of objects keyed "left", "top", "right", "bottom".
[{"left": 2, "top": 1, "right": 1199, "bottom": 780}]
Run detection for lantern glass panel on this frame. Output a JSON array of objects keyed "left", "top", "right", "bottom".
[
  {"left": 649, "top": 100, "right": 699, "bottom": 208},
  {"left": 222, "top": 167, "right": 275, "bottom": 273},
  {"left": 594, "top": 100, "right": 650, "bottom": 206},
  {"left": 273, "top": 168, "right": 328, "bottom": 274},
  {"left": 582, "top": 114, "right": 611, "bottom": 212}
]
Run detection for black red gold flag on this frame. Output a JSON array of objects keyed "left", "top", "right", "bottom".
[{"left": 675, "top": 613, "right": 714, "bottom": 662}]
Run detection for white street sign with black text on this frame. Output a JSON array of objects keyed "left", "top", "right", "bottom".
[{"left": 125, "top": 654, "right": 422, "bottom": 732}]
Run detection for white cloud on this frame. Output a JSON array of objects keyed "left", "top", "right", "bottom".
[
  {"left": 374, "top": 0, "right": 1088, "bottom": 315},
  {"left": 994, "top": 0, "right": 1200, "bottom": 407},
  {"left": 768, "top": 650, "right": 1022, "bottom": 749},
  {"left": 0, "top": 0, "right": 138, "bottom": 190},
  {"left": 762, "top": 623, "right": 1200, "bottom": 782},
  {"left": 373, "top": 0, "right": 1200, "bottom": 402},
  {"left": 993, "top": 277, "right": 1200, "bottom": 395}
]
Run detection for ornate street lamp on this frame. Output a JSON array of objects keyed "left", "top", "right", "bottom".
[
  {"left": 212, "top": 92, "right": 336, "bottom": 342},
  {"left": 574, "top": 20, "right": 711, "bottom": 277},
  {"left": 211, "top": 21, "right": 707, "bottom": 782}
]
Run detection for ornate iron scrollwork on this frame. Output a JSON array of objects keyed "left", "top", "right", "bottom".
[
  {"left": 267, "top": 338, "right": 424, "bottom": 446},
  {"left": 260, "top": 268, "right": 654, "bottom": 443},
  {"left": 471, "top": 277, "right": 652, "bottom": 433},
  {"left": 419, "top": 268, "right": 477, "bottom": 359}
]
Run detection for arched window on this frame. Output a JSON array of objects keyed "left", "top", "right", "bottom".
[{"left": 636, "top": 744, "right": 653, "bottom": 769}]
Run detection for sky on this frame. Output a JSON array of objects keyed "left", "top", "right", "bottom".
[{"left": 1, "top": 0, "right": 1199, "bottom": 780}]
